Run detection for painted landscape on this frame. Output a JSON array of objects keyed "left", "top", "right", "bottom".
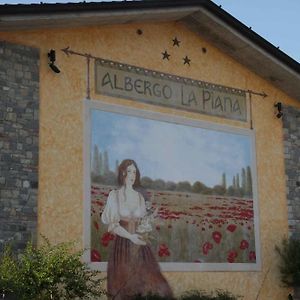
[
  {"left": 89, "top": 107, "right": 258, "bottom": 266},
  {"left": 90, "top": 184, "right": 256, "bottom": 264}
]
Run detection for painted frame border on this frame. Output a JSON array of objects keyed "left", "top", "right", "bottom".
[{"left": 83, "top": 99, "right": 261, "bottom": 272}]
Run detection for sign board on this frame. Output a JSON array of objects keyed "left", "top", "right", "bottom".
[{"left": 95, "top": 59, "right": 247, "bottom": 121}]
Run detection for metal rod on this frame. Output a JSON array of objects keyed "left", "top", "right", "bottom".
[
  {"left": 247, "top": 89, "right": 267, "bottom": 98},
  {"left": 86, "top": 55, "right": 91, "bottom": 100},
  {"left": 249, "top": 93, "right": 253, "bottom": 130},
  {"left": 62, "top": 46, "right": 268, "bottom": 100}
]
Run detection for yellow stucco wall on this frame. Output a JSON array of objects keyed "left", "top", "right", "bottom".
[{"left": 1, "top": 21, "right": 300, "bottom": 299}]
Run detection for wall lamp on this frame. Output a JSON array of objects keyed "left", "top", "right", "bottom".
[
  {"left": 48, "top": 49, "right": 61, "bottom": 73},
  {"left": 274, "top": 102, "right": 283, "bottom": 119}
]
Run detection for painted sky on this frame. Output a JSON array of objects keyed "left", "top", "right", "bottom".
[{"left": 91, "top": 109, "right": 252, "bottom": 188}]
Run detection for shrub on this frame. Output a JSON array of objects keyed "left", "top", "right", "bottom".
[
  {"left": 275, "top": 238, "right": 300, "bottom": 287},
  {"left": 180, "top": 290, "right": 241, "bottom": 300},
  {"left": 132, "top": 293, "right": 173, "bottom": 300},
  {"left": 0, "top": 238, "right": 105, "bottom": 299},
  {"left": 131, "top": 290, "right": 241, "bottom": 300},
  {"left": 0, "top": 246, "right": 19, "bottom": 297}
]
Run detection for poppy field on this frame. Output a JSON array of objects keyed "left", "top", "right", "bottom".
[{"left": 90, "top": 184, "right": 256, "bottom": 264}]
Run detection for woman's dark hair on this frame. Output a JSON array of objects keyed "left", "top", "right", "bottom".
[{"left": 118, "top": 159, "right": 141, "bottom": 188}]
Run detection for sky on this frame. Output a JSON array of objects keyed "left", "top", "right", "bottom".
[
  {"left": 0, "top": 0, "right": 299, "bottom": 63},
  {"left": 91, "top": 109, "right": 251, "bottom": 187},
  {"left": 211, "top": 0, "right": 300, "bottom": 63}
]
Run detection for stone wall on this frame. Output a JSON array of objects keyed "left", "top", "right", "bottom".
[
  {"left": 0, "top": 41, "right": 39, "bottom": 252},
  {"left": 282, "top": 105, "right": 300, "bottom": 239}
]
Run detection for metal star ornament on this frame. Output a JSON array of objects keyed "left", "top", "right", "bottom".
[
  {"left": 172, "top": 37, "right": 181, "bottom": 47},
  {"left": 162, "top": 50, "right": 171, "bottom": 60},
  {"left": 183, "top": 55, "right": 191, "bottom": 65}
]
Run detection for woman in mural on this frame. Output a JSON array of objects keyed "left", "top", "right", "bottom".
[{"left": 101, "top": 159, "right": 173, "bottom": 299}]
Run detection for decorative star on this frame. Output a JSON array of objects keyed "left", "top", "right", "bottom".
[
  {"left": 162, "top": 50, "right": 171, "bottom": 60},
  {"left": 183, "top": 55, "right": 191, "bottom": 66},
  {"left": 172, "top": 37, "right": 181, "bottom": 47}
]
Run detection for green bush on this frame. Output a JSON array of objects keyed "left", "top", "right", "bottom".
[
  {"left": 275, "top": 238, "right": 300, "bottom": 287},
  {"left": 0, "top": 239, "right": 105, "bottom": 299},
  {"left": 180, "top": 290, "right": 241, "bottom": 300},
  {"left": 131, "top": 290, "right": 241, "bottom": 300},
  {"left": 132, "top": 293, "right": 173, "bottom": 300},
  {"left": 0, "top": 246, "right": 19, "bottom": 297}
]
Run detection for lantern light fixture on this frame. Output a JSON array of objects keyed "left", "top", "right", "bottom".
[{"left": 48, "top": 49, "right": 61, "bottom": 73}]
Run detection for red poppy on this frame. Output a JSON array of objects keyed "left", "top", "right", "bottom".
[
  {"left": 94, "top": 221, "right": 99, "bottom": 230},
  {"left": 101, "top": 232, "right": 115, "bottom": 247},
  {"left": 158, "top": 244, "right": 170, "bottom": 257},
  {"left": 212, "top": 231, "right": 222, "bottom": 244},
  {"left": 240, "top": 240, "right": 249, "bottom": 250},
  {"left": 91, "top": 249, "right": 101, "bottom": 262},
  {"left": 202, "top": 242, "right": 213, "bottom": 255},
  {"left": 249, "top": 251, "right": 256, "bottom": 261},
  {"left": 227, "top": 224, "right": 237, "bottom": 232},
  {"left": 227, "top": 250, "right": 238, "bottom": 263}
]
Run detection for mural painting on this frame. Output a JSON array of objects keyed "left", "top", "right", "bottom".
[{"left": 87, "top": 103, "right": 260, "bottom": 274}]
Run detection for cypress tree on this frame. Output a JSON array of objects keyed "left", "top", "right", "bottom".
[
  {"left": 241, "top": 168, "right": 246, "bottom": 194},
  {"left": 115, "top": 160, "right": 119, "bottom": 175},
  {"left": 103, "top": 150, "right": 110, "bottom": 174},
  {"left": 246, "top": 166, "right": 253, "bottom": 196},
  {"left": 222, "top": 173, "right": 227, "bottom": 189},
  {"left": 92, "top": 145, "right": 101, "bottom": 176},
  {"left": 232, "top": 176, "right": 236, "bottom": 189},
  {"left": 99, "top": 152, "right": 104, "bottom": 175},
  {"left": 236, "top": 173, "right": 240, "bottom": 189}
]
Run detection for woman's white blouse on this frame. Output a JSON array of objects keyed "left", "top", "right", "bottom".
[{"left": 101, "top": 188, "right": 146, "bottom": 232}]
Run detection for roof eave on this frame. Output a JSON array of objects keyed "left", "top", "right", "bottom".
[{"left": 0, "top": 0, "right": 299, "bottom": 101}]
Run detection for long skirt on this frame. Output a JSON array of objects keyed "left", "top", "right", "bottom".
[{"left": 107, "top": 236, "right": 173, "bottom": 300}]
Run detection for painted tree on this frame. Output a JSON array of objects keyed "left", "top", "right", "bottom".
[
  {"left": 115, "top": 160, "right": 119, "bottom": 175},
  {"left": 236, "top": 173, "right": 240, "bottom": 189},
  {"left": 99, "top": 152, "right": 103, "bottom": 175},
  {"left": 192, "top": 181, "right": 206, "bottom": 193},
  {"left": 222, "top": 173, "right": 227, "bottom": 189},
  {"left": 176, "top": 181, "right": 192, "bottom": 192},
  {"left": 241, "top": 168, "right": 246, "bottom": 194},
  {"left": 92, "top": 145, "right": 101, "bottom": 176},
  {"left": 153, "top": 179, "right": 166, "bottom": 190},
  {"left": 103, "top": 150, "right": 110, "bottom": 175},
  {"left": 165, "top": 181, "right": 177, "bottom": 191},
  {"left": 227, "top": 185, "right": 235, "bottom": 196},
  {"left": 246, "top": 166, "right": 253, "bottom": 196},
  {"left": 212, "top": 184, "right": 226, "bottom": 195},
  {"left": 232, "top": 175, "right": 236, "bottom": 189},
  {"left": 141, "top": 176, "right": 153, "bottom": 189}
]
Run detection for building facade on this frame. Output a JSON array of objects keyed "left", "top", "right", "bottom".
[{"left": 0, "top": 1, "right": 300, "bottom": 299}]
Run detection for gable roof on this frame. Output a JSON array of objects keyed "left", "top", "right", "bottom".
[{"left": 1, "top": 0, "right": 299, "bottom": 101}]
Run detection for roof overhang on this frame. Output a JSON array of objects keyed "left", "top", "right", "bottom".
[{"left": 0, "top": 0, "right": 299, "bottom": 101}]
